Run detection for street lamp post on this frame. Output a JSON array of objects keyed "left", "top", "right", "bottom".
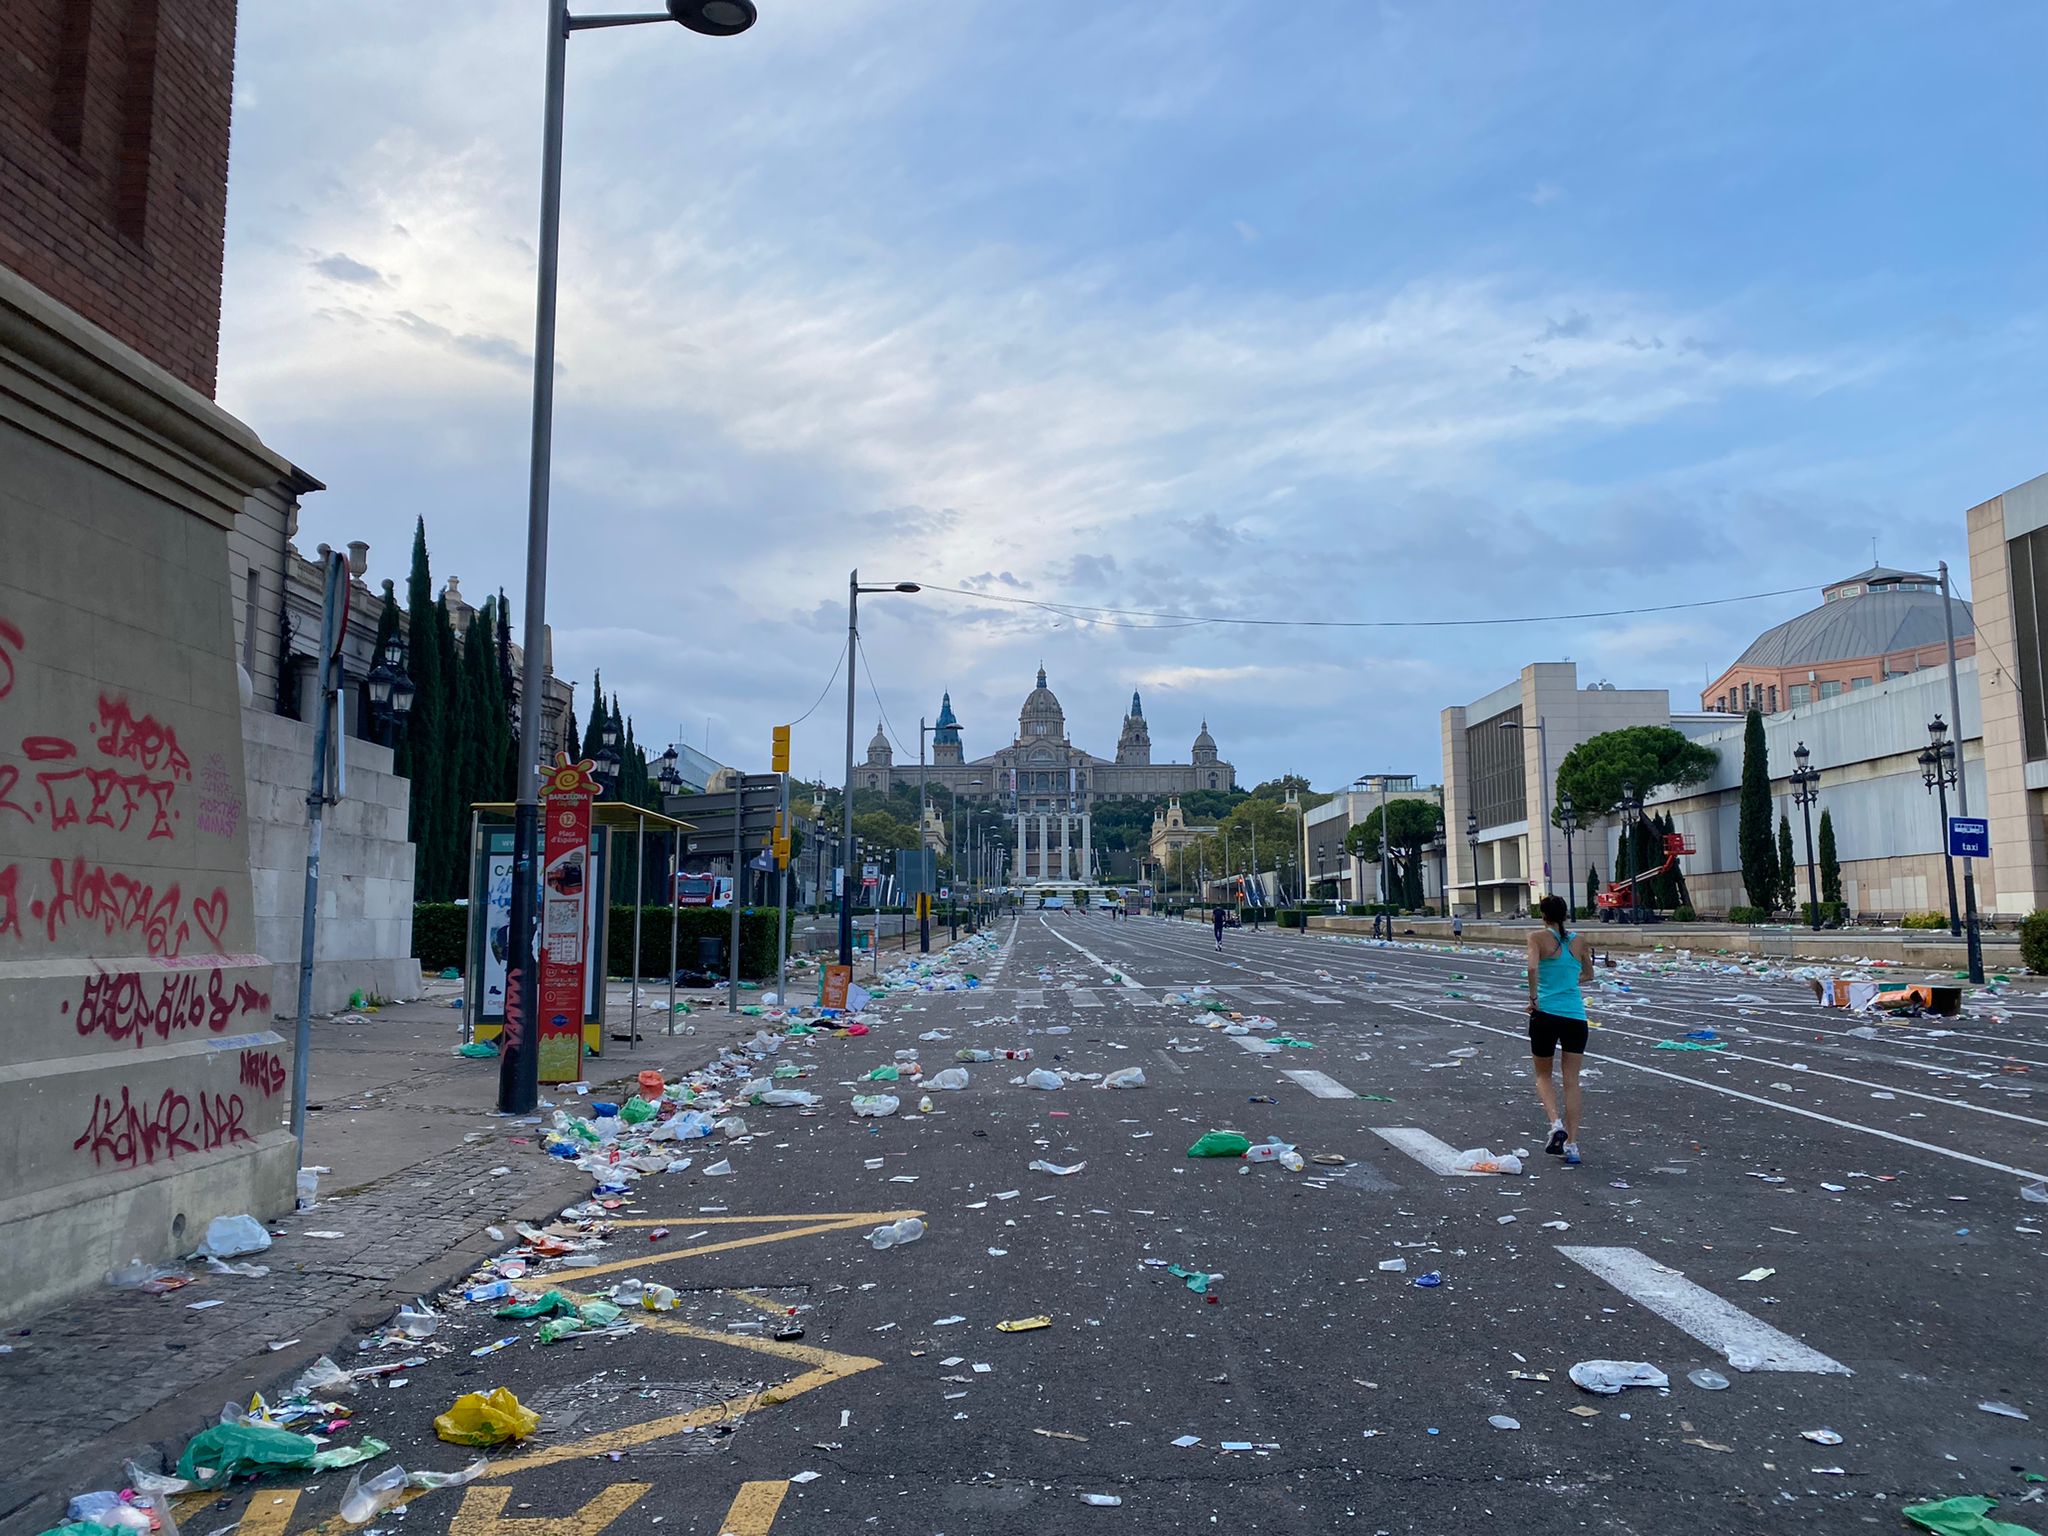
[
  {"left": 1464, "top": 810, "right": 1479, "bottom": 920},
  {"left": 1938, "top": 560, "right": 1985, "bottom": 984},
  {"left": 1619, "top": 779, "right": 1645, "bottom": 927},
  {"left": 1557, "top": 790, "right": 1578, "bottom": 920},
  {"left": 364, "top": 631, "right": 416, "bottom": 748},
  {"left": 501, "top": 0, "right": 760, "bottom": 1117},
  {"left": 1920, "top": 716, "right": 1966, "bottom": 943},
  {"left": 839, "top": 572, "right": 921, "bottom": 966},
  {"left": 1790, "top": 742, "right": 1822, "bottom": 932}
]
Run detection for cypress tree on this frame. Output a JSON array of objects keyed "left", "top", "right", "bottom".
[
  {"left": 433, "top": 590, "right": 467, "bottom": 900},
  {"left": 581, "top": 674, "right": 607, "bottom": 761},
  {"left": 1586, "top": 863, "right": 1601, "bottom": 914},
  {"left": 401, "top": 518, "right": 445, "bottom": 897},
  {"left": 494, "top": 591, "right": 519, "bottom": 795},
  {"left": 372, "top": 581, "right": 400, "bottom": 670},
  {"left": 1777, "top": 812, "right": 1797, "bottom": 913},
  {"left": 458, "top": 602, "right": 500, "bottom": 834},
  {"left": 1818, "top": 808, "right": 1843, "bottom": 906},
  {"left": 1737, "top": 707, "right": 1778, "bottom": 910},
  {"left": 475, "top": 596, "right": 513, "bottom": 802}
]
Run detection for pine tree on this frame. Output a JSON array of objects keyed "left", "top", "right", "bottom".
[
  {"left": 1777, "top": 812, "right": 1797, "bottom": 913},
  {"left": 401, "top": 518, "right": 445, "bottom": 898},
  {"left": 1737, "top": 707, "right": 1778, "bottom": 910},
  {"left": 1818, "top": 808, "right": 1843, "bottom": 906}
]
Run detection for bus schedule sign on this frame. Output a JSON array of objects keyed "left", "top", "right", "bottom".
[{"left": 538, "top": 755, "right": 601, "bottom": 1083}]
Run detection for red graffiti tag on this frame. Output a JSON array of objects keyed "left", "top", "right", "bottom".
[
  {"left": 0, "top": 764, "right": 28, "bottom": 824},
  {"left": 0, "top": 864, "right": 18, "bottom": 941},
  {"left": 72, "top": 969, "right": 272, "bottom": 1046},
  {"left": 72, "top": 1085, "right": 252, "bottom": 1169},
  {"left": 38, "top": 766, "right": 178, "bottom": 839},
  {"left": 18, "top": 858, "right": 229, "bottom": 957},
  {"left": 0, "top": 617, "right": 20, "bottom": 702},
  {"left": 239, "top": 1051, "right": 287, "bottom": 1097},
  {"left": 91, "top": 696, "right": 191, "bottom": 781}
]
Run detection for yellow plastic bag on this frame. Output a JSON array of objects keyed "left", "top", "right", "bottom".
[{"left": 434, "top": 1387, "right": 540, "bottom": 1445}]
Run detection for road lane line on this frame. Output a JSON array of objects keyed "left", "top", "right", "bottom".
[
  {"left": 1282, "top": 1068, "right": 1356, "bottom": 1099},
  {"left": 1037, "top": 913, "right": 1148, "bottom": 986},
  {"left": 1387, "top": 1001, "right": 2048, "bottom": 1183},
  {"left": 1371, "top": 1126, "right": 1492, "bottom": 1176},
  {"left": 1558, "top": 1245, "right": 1852, "bottom": 1375},
  {"left": 718, "top": 1481, "right": 790, "bottom": 1535}
]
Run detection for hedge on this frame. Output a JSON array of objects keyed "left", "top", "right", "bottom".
[
  {"left": 2020, "top": 911, "right": 2048, "bottom": 974},
  {"left": 1799, "top": 900, "right": 1848, "bottom": 927},
  {"left": 412, "top": 903, "right": 778, "bottom": 980},
  {"left": 1901, "top": 911, "right": 1950, "bottom": 930},
  {"left": 1726, "top": 905, "right": 1766, "bottom": 924}
]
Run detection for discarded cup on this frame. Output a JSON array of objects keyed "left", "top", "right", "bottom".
[
  {"left": 1079, "top": 1493, "right": 1123, "bottom": 1507},
  {"left": 1686, "top": 1369, "right": 1730, "bottom": 1391},
  {"left": 340, "top": 1464, "right": 408, "bottom": 1524}
]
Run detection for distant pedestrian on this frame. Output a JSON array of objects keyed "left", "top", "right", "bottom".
[
  {"left": 1526, "top": 893, "right": 1593, "bottom": 1166},
  {"left": 1212, "top": 903, "right": 1227, "bottom": 951},
  {"left": 1452, "top": 912, "right": 1464, "bottom": 939}
]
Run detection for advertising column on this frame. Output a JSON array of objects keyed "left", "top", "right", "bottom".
[{"left": 538, "top": 755, "right": 600, "bottom": 1084}]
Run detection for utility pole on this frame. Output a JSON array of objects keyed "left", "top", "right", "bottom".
[{"left": 1939, "top": 561, "right": 1986, "bottom": 984}]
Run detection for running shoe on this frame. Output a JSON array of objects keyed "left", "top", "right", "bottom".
[
  {"left": 1562, "top": 1142, "right": 1582, "bottom": 1166},
  {"left": 1545, "top": 1122, "right": 1568, "bottom": 1156}
]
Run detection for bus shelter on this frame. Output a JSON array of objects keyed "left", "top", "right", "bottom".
[{"left": 462, "top": 800, "right": 697, "bottom": 1056}]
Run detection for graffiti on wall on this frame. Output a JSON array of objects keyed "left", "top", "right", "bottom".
[
  {"left": 238, "top": 1050, "right": 287, "bottom": 1097},
  {"left": 194, "top": 752, "right": 242, "bottom": 838},
  {"left": 72, "top": 1083, "right": 253, "bottom": 1170},
  {"left": 67, "top": 968, "right": 272, "bottom": 1047}
]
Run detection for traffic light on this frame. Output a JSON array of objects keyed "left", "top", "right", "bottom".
[
  {"left": 771, "top": 724, "right": 790, "bottom": 773},
  {"left": 772, "top": 811, "right": 791, "bottom": 868}
]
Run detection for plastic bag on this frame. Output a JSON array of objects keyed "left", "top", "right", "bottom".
[
  {"left": 288, "top": 1356, "right": 356, "bottom": 1397},
  {"left": 195, "top": 1214, "right": 272, "bottom": 1259},
  {"left": 434, "top": 1387, "right": 540, "bottom": 1446},
  {"left": 851, "top": 1095, "right": 900, "bottom": 1117},
  {"left": 494, "top": 1290, "right": 578, "bottom": 1320},
  {"left": 176, "top": 1423, "right": 321, "bottom": 1488},
  {"left": 925, "top": 1067, "right": 970, "bottom": 1091},
  {"left": 340, "top": 1464, "right": 408, "bottom": 1524},
  {"left": 1452, "top": 1148, "right": 1524, "bottom": 1175},
  {"left": 864, "top": 1065, "right": 900, "bottom": 1082},
  {"left": 1902, "top": 1495, "right": 2041, "bottom": 1536},
  {"left": 1568, "top": 1360, "right": 1669, "bottom": 1395},
  {"left": 104, "top": 1259, "right": 185, "bottom": 1291},
  {"left": 758, "top": 1088, "right": 820, "bottom": 1107},
  {"left": 407, "top": 1458, "right": 490, "bottom": 1491},
  {"left": 618, "top": 1096, "right": 656, "bottom": 1126},
  {"left": 1187, "top": 1131, "right": 1252, "bottom": 1158},
  {"left": 1100, "top": 1067, "right": 1146, "bottom": 1089},
  {"left": 1022, "top": 1068, "right": 1062, "bottom": 1090}
]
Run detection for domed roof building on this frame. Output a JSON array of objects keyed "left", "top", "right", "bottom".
[{"left": 1703, "top": 567, "right": 1973, "bottom": 715}]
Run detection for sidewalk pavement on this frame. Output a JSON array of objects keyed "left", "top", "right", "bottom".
[{"left": 0, "top": 971, "right": 808, "bottom": 1532}]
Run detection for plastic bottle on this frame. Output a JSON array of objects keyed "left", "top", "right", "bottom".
[
  {"left": 868, "top": 1217, "right": 926, "bottom": 1249},
  {"left": 1243, "top": 1139, "right": 1295, "bottom": 1164},
  {"left": 1003, "top": 1048, "right": 1034, "bottom": 1060},
  {"left": 463, "top": 1280, "right": 512, "bottom": 1303}
]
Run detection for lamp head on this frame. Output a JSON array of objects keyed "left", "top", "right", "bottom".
[
  {"left": 1928, "top": 715, "right": 1949, "bottom": 748},
  {"left": 390, "top": 669, "right": 416, "bottom": 719},
  {"left": 1794, "top": 741, "right": 1810, "bottom": 769},
  {"left": 894, "top": 582, "right": 921, "bottom": 593},
  {"left": 665, "top": 0, "right": 757, "bottom": 35}
]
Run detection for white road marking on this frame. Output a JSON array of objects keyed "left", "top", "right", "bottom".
[
  {"left": 1389, "top": 1001, "right": 2048, "bottom": 1184},
  {"left": 1015, "top": 989, "right": 1044, "bottom": 1009},
  {"left": 1071, "top": 990, "right": 1102, "bottom": 1008},
  {"left": 1302, "top": 995, "right": 1346, "bottom": 1005},
  {"left": 1126, "top": 992, "right": 1161, "bottom": 1008},
  {"left": 1370, "top": 1127, "right": 1492, "bottom": 1176},
  {"left": 1282, "top": 1069, "right": 1356, "bottom": 1100},
  {"left": 1233, "top": 1036, "right": 1281, "bottom": 1054},
  {"left": 1559, "top": 1245, "right": 1852, "bottom": 1375},
  {"left": 1037, "top": 914, "right": 1147, "bottom": 987}
]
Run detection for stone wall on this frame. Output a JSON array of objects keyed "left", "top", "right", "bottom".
[
  {"left": 242, "top": 709, "right": 422, "bottom": 1014},
  {"left": 0, "top": 267, "right": 296, "bottom": 1321}
]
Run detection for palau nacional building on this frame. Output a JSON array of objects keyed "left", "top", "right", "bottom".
[{"left": 860, "top": 667, "right": 1235, "bottom": 882}]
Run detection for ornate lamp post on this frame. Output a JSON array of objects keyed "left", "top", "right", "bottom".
[
  {"left": 364, "top": 631, "right": 415, "bottom": 748},
  {"left": 1790, "top": 742, "right": 1822, "bottom": 931},
  {"left": 1920, "top": 716, "right": 1963, "bottom": 939},
  {"left": 1464, "top": 810, "right": 1479, "bottom": 920},
  {"left": 1557, "top": 790, "right": 1578, "bottom": 918},
  {"left": 1618, "top": 779, "right": 1645, "bottom": 926}
]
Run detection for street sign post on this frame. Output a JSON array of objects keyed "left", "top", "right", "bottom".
[{"left": 1949, "top": 817, "right": 1990, "bottom": 860}]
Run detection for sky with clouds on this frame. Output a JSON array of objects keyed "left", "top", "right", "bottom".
[{"left": 219, "top": 0, "right": 2048, "bottom": 789}]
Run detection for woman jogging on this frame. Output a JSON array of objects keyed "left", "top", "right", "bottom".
[{"left": 1525, "top": 893, "right": 1593, "bottom": 1165}]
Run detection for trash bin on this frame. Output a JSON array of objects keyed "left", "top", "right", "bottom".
[{"left": 696, "top": 935, "right": 726, "bottom": 973}]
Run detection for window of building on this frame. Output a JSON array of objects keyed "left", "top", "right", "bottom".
[
  {"left": 1789, "top": 683, "right": 1811, "bottom": 707},
  {"left": 1818, "top": 679, "right": 1843, "bottom": 699},
  {"left": 1850, "top": 676, "right": 1873, "bottom": 690},
  {"left": 1464, "top": 705, "right": 1526, "bottom": 829},
  {"left": 242, "top": 568, "right": 260, "bottom": 672},
  {"left": 1767, "top": 685, "right": 1778, "bottom": 712},
  {"left": 2011, "top": 525, "right": 2048, "bottom": 762}
]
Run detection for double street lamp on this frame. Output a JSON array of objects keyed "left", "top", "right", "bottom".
[
  {"left": 1790, "top": 742, "right": 1822, "bottom": 931},
  {"left": 840, "top": 572, "right": 921, "bottom": 965},
  {"left": 1617, "top": 779, "right": 1645, "bottom": 926},
  {"left": 364, "top": 631, "right": 416, "bottom": 747},
  {"left": 1464, "top": 810, "right": 1479, "bottom": 920},
  {"left": 1919, "top": 716, "right": 1970, "bottom": 955},
  {"left": 500, "top": 0, "right": 761, "bottom": 1117},
  {"left": 1556, "top": 790, "right": 1578, "bottom": 919}
]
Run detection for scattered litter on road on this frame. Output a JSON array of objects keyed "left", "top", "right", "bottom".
[
  {"left": 434, "top": 1387, "right": 539, "bottom": 1445},
  {"left": 1029, "top": 1160, "right": 1087, "bottom": 1176},
  {"left": 1488, "top": 1415, "right": 1521, "bottom": 1430},
  {"left": 1413, "top": 1271, "right": 1443, "bottom": 1288},
  {"left": 1737, "top": 1268, "right": 1776, "bottom": 1282},
  {"left": 1903, "top": 1495, "right": 2042, "bottom": 1536},
  {"left": 1079, "top": 1493, "right": 1124, "bottom": 1506},
  {"left": 1687, "top": 1369, "right": 1731, "bottom": 1391},
  {"left": 1802, "top": 1428, "right": 1844, "bottom": 1445},
  {"left": 1569, "top": 1360, "right": 1669, "bottom": 1395},
  {"left": 868, "top": 1218, "right": 926, "bottom": 1249},
  {"left": 1978, "top": 1401, "right": 2031, "bottom": 1420}
]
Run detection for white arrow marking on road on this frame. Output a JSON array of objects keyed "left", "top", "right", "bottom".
[
  {"left": 1558, "top": 1245, "right": 1851, "bottom": 1375},
  {"left": 1281, "top": 1069, "right": 1356, "bottom": 1099},
  {"left": 1370, "top": 1126, "right": 1494, "bottom": 1176},
  {"left": 1036, "top": 914, "right": 1148, "bottom": 987}
]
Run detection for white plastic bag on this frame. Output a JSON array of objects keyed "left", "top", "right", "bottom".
[
  {"left": 926, "top": 1067, "right": 970, "bottom": 1091},
  {"left": 851, "top": 1095, "right": 900, "bottom": 1117},
  {"left": 196, "top": 1214, "right": 273, "bottom": 1259},
  {"left": 1021, "top": 1068, "right": 1063, "bottom": 1090},
  {"left": 1100, "top": 1067, "right": 1147, "bottom": 1089},
  {"left": 1568, "top": 1360, "right": 1669, "bottom": 1395},
  {"left": 759, "top": 1088, "right": 820, "bottom": 1107},
  {"left": 1451, "top": 1148, "right": 1523, "bottom": 1175}
]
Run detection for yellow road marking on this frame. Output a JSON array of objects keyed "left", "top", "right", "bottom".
[
  {"left": 718, "top": 1480, "right": 789, "bottom": 1535},
  {"left": 521, "top": 1210, "right": 921, "bottom": 1285},
  {"left": 236, "top": 1489, "right": 303, "bottom": 1536},
  {"left": 606, "top": 1211, "right": 915, "bottom": 1227},
  {"left": 728, "top": 1287, "right": 795, "bottom": 1316},
  {"left": 449, "top": 1481, "right": 650, "bottom": 1536}
]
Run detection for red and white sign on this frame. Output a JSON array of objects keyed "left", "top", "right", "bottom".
[{"left": 537, "top": 754, "right": 601, "bottom": 1084}]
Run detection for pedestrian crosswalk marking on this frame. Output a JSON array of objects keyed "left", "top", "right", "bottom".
[
  {"left": 1127, "top": 990, "right": 1161, "bottom": 1007},
  {"left": 1016, "top": 988, "right": 1044, "bottom": 1008},
  {"left": 1071, "top": 990, "right": 1102, "bottom": 1007},
  {"left": 1370, "top": 1126, "right": 1492, "bottom": 1176},
  {"left": 1558, "top": 1245, "right": 1852, "bottom": 1375},
  {"left": 1232, "top": 1036, "right": 1281, "bottom": 1054},
  {"left": 1282, "top": 1068, "right": 1356, "bottom": 1099}
]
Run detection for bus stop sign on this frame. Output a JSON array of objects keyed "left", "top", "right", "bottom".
[{"left": 1949, "top": 817, "right": 1989, "bottom": 859}]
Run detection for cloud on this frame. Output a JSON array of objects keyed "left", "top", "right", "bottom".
[
  {"left": 310, "top": 252, "right": 385, "bottom": 287},
  {"left": 1233, "top": 219, "right": 1260, "bottom": 244},
  {"left": 1526, "top": 181, "right": 1564, "bottom": 206}
]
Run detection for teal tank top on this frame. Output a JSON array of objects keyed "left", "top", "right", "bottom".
[{"left": 1536, "top": 928, "right": 1586, "bottom": 1019}]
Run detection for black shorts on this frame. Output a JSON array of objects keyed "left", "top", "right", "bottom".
[{"left": 1528, "top": 1009, "right": 1589, "bottom": 1058}]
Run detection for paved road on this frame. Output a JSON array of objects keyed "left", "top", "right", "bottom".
[{"left": 165, "top": 915, "right": 2048, "bottom": 1535}]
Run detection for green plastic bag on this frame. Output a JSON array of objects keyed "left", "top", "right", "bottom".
[
  {"left": 1167, "top": 1264, "right": 1219, "bottom": 1294},
  {"left": 619, "top": 1096, "right": 656, "bottom": 1125},
  {"left": 772, "top": 1063, "right": 801, "bottom": 1080},
  {"left": 1187, "top": 1131, "right": 1251, "bottom": 1158},
  {"left": 865, "top": 1065, "right": 900, "bottom": 1082},
  {"left": 1903, "top": 1496, "right": 2042, "bottom": 1536},
  {"left": 177, "top": 1422, "right": 320, "bottom": 1487},
  {"left": 495, "top": 1290, "right": 578, "bottom": 1319},
  {"left": 538, "top": 1317, "right": 588, "bottom": 1345},
  {"left": 457, "top": 1041, "right": 497, "bottom": 1058},
  {"left": 578, "top": 1299, "right": 622, "bottom": 1327},
  {"left": 310, "top": 1437, "right": 390, "bottom": 1471}
]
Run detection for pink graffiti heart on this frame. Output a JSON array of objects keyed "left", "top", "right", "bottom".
[{"left": 191, "top": 889, "right": 229, "bottom": 951}]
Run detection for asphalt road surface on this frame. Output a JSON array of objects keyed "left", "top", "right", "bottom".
[{"left": 172, "top": 914, "right": 2048, "bottom": 1536}]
